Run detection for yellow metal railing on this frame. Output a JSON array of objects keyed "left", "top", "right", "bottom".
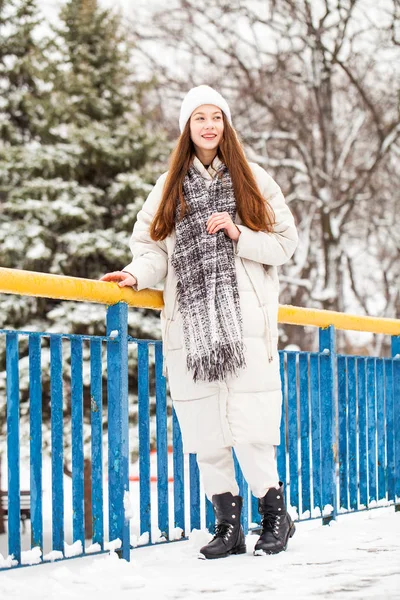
[
  {"left": 0, "top": 266, "right": 163, "bottom": 310},
  {"left": 0, "top": 267, "right": 399, "bottom": 336}
]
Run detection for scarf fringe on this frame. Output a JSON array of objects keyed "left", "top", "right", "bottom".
[{"left": 187, "top": 341, "right": 247, "bottom": 383}]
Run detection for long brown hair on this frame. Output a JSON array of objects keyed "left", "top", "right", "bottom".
[{"left": 149, "top": 115, "right": 275, "bottom": 240}]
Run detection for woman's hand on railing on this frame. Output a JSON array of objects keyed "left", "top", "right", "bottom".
[{"left": 100, "top": 271, "right": 137, "bottom": 288}]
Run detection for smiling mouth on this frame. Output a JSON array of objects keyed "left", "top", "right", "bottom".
[{"left": 202, "top": 135, "right": 217, "bottom": 139}]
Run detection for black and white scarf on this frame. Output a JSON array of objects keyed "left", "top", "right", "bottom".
[{"left": 171, "top": 160, "right": 246, "bottom": 382}]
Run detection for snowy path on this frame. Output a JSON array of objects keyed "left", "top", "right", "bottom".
[{"left": 1, "top": 507, "right": 399, "bottom": 600}]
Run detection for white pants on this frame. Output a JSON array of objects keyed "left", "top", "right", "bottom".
[{"left": 196, "top": 443, "right": 279, "bottom": 500}]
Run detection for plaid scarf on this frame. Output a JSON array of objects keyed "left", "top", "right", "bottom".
[{"left": 171, "top": 161, "right": 246, "bottom": 382}]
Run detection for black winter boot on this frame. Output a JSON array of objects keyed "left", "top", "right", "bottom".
[
  {"left": 199, "top": 492, "right": 246, "bottom": 560},
  {"left": 254, "top": 482, "right": 295, "bottom": 556}
]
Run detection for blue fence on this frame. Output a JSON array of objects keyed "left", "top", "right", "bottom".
[{"left": 0, "top": 302, "right": 399, "bottom": 569}]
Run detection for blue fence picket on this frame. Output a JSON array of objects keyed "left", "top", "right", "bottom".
[
  {"left": 385, "top": 359, "right": 394, "bottom": 502},
  {"left": 50, "top": 335, "right": 64, "bottom": 553},
  {"left": 376, "top": 359, "right": 386, "bottom": 501},
  {"left": 172, "top": 408, "right": 185, "bottom": 534},
  {"left": 155, "top": 343, "right": 169, "bottom": 540},
  {"left": 106, "top": 303, "right": 129, "bottom": 560},
  {"left": 137, "top": 341, "right": 151, "bottom": 541},
  {"left": 299, "top": 353, "right": 311, "bottom": 515},
  {"left": 287, "top": 353, "right": 299, "bottom": 512},
  {"left": 392, "top": 337, "right": 400, "bottom": 502},
  {"left": 367, "top": 358, "right": 377, "bottom": 504},
  {"left": 29, "top": 334, "right": 43, "bottom": 551},
  {"left": 233, "top": 451, "right": 248, "bottom": 534},
  {"left": 310, "top": 354, "right": 321, "bottom": 512},
  {"left": 71, "top": 337, "right": 84, "bottom": 546},
  {"left": 357, "top": 357, "right": 368, "bottom": 507},
  {"left": 276, "top": 352, "right": 287, "bottom": 505},
  {"left": 189, "top": 454, "right": 201, "bottom": 531},
  {"left": 319, "top": 327, "right": 336, "bottom": 520},
  {"left": 337, "top": 356, "right": 348, "bottom": 509},
  {"left": 251, "top": 494, "right": 260, "bottom": 529},
  {"left": 347, "top": 357, "right": 357, "bottom": 510},
  {"left": 241, "top": 481, "right": 249, "bottom": 535},
  {"left": 6, "top": 332, "right": 21, "bottom": 563},
  {"left": 90, "top": 338, "right": 104, "bottom": 547},
  {"left": 205, "top": 497, "right": 215, "bottom": 534}
]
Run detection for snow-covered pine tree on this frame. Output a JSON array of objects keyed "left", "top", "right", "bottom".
[
  {"left": 0, "top": 0, "right": 168, "bottom": 464},
  {"left": 0, "top": 0, "right": 54, "bottom": 461},
  {"left": 0, "top": 0, "right": 48, "bottom": 144},
  {"left": 0, "top": 0, "right": 51, "bottom": 328},
  {"left": 0, "top": 0, "right": 51, "bottom": 527}
]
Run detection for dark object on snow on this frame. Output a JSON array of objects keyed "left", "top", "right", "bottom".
[
  {"left": 254, "top": 482, "right": 296, "bottom": 555},
  {"left": 199, "top": 492, "right": 246, "bottom": 559}
]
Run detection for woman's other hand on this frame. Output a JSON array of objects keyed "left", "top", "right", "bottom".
[
  {"left": 100, "top": 271, "right": 137, "bottom": 288},
  {"left": 206, "top": 212, "right": 241, "bottom": 241}
]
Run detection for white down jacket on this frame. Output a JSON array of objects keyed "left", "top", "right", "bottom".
[{"left": 124, "top": 156, "right": 298, "bottom": 453}]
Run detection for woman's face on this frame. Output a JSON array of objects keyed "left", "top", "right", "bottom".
[{"left": 189, "top": 104, "right": 224, "bottom": 154}]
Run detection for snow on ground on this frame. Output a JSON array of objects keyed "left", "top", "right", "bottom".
[{"left": 0, "top": 507, "right": 399, "bottom": 600}]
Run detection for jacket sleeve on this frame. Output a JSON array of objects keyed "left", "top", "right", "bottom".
[
  {"left": 123, "top": 173, "right": 168, "bottom": 291},
  {"left": 234, "top": 164, "right": 298, "bottom": 266}
]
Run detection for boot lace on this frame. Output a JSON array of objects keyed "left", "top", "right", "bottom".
[
  {"left": 213, "top": 522, "right": 234, "bottom": 541},
  {"left": 261, "top": 513, "right": 281, "bottom": 537}
]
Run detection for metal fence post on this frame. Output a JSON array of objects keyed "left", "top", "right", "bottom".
[
  {"left": 50, "top": 335, "right": 64, "bottom": 553},
  {"left": 90, "top": 338, "right": 104, "bottom": 547},
  {"left": 172, "top": 408, "right": 185, "bottom": 534},
  {"left": 319, "top": 326, "right": 337, "bottom": 524},
  {"left": 107, "top": 302, "right": 130, "bottom": 560},
  {"left": 155, "top": 343, "right": 169, "bottom": 540},
  {"left": 391, "top": 335, "right": 400, "bottom": 511},
  {"left": 233, "top": 450, "right": 248, "bottom": 534},
  {"left": 29, "top": 334, "right": 43, "bottom": 552},
  {"left": 137, "top": 341, "right": 151, "bottom": 541},
  {"left": 6, "top": 332, "right": 21, "bottom": 563},
  {"left": 189, "top": 455, "right": 201, "bottom": 531}
]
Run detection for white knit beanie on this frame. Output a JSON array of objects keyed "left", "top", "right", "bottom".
[{"left": 179, "top": 85, "right": 232, "bottom": 133}]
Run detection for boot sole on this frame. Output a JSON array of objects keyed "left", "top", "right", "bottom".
[
  {"left": 198, "top": 544, "right": 247, "bottom": 560},
  {"left": 253, "top": 523, "right": 296, "bottom": 556}
]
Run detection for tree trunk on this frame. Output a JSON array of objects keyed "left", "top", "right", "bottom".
[
  {"left": 84, "top": 458, "right": 92, "bottom": 540},
  {"left": 320, "top": 211, "right": 342, "bottom": 312}
]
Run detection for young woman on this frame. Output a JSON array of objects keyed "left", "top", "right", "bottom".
[{"left": 101, "top": 85, "right": 298, "bottom": 559}]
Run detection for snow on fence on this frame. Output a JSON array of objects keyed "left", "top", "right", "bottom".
[{"left": 0, "top": 267, "right": 399, "bottom": 570}]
